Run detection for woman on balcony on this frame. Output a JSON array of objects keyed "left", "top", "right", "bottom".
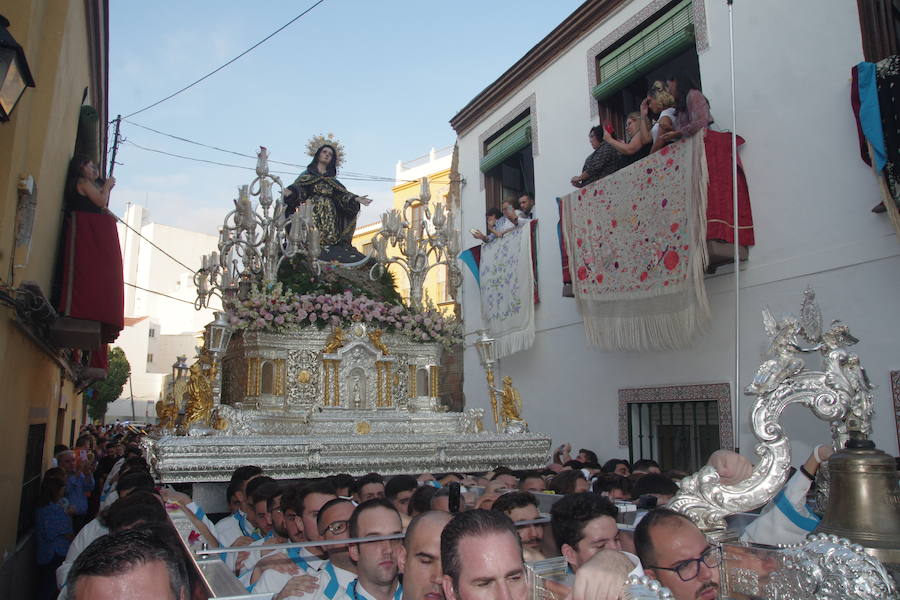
[
  {"left": 56, "top": 156, "right": 125, "bottom": 370},
  {"left": 659, "top": 74, "right": 713, "bottom": 144},
  {"left": 571, "top": 125, "right": 621, "bottom": 188},
  {"left": 602, "top": 105, "right": 652, "bottom": 167}
]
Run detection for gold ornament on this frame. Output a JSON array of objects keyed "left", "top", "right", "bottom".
[
  {"left": 368, "top": 329, "right": 390, "bottom": 355},
  {"left": 296, "top": 370, "right": 312, "bottom": 384},
  {"left": 305, "top": 133, "right": 346, "bottom": 168},
  {"left": 355, "top": 421, "right": 371, "bottom": 435},
  {"left": 323, "top": 327, "right": 347, "bottom": 354},
  {"left": 179, "top": 350, "right": 217, "bottom": 435}
]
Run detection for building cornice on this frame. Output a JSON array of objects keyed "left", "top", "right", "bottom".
[
  {"left": 391, "top": 168, "right": 453, "bottom": 194},
  {"left": 449, "top": 0, "right": 627, "bottom": 136}
]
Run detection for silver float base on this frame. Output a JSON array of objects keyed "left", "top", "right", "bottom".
[{"left": 146, "top": 431, "right": 552, "bottom": 484}]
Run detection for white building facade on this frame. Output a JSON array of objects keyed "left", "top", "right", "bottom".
[
  {"left": 453, "top": 0, "right": 900, "bottom": 470},
  {"left": 106, "top": 204, "right": 220, "bottom": 420}
]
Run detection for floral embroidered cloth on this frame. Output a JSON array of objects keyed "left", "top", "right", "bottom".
[
  {"left": 561, "top": 135, "right": 710, "bottom": 350},
  {"left": 478, "top": 224, "right": 535, "bottom": 358}
]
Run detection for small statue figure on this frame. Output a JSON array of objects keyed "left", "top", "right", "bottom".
[
  {"left": 323, "top": 327, "right": 347, "bottom": 354},
  {"left": 209, "top": 407, "right": 229, "bottom": 433},
  {"left": 745, "top": 308, "right": 805, "bottom": 396},
  {"left": 368, "top": 329, "right": 390, "bottom": 356},
  {"left": 460, "top": 408, "right": 485, "bottom": 434},
  {"left": 180, "top": 358, "right": 217, "bottom": 434},
  {"left": 350, "top": 375, "right": 363, "bottom": 409},
  {"left": 499, "top": 375, "right": 528, "bottom": 432},
  {"left": 156, "top": 396, "right": 178, "bottom": 431}
]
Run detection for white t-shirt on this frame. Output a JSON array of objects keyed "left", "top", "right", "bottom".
[
  {"left": 651, "top": 107, "right": 677, "bottom": 142},
  {"left": 253, "top": 559, "right": 355, "bottom": 600}
]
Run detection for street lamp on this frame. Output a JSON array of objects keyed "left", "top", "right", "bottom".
[
  {"left": 205, "top": 311, "right": 233, "bottom": 360},
  {"left": 171, "top": 355, "right": 190, "bottom": 382},
  {"left": 473, "top": 330, "right": 500, "bottom": 432},
  {"left": 0, "top": 16, "right": 36, "bottom": 122}
]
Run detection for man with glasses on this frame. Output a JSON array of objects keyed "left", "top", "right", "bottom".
[
  {"left": 249, "top": 480, "right": 340, "bottom": 594},
  {"left": 254, "top": 497, "right": 358, "bottom": 599},
  {"left": 634, "top": 508, "right": 721, "bottom": 600},
  {"left": 343, "top": 498, "right": 404, "bottom": 600}
]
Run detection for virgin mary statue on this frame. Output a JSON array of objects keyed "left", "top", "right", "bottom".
[{"left": 284, "top": 144, "right": 372, "bottom": 265}]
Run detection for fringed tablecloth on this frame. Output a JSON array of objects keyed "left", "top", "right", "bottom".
[{"left": 560, "top": 135, "right": 710, "bottom": 350}]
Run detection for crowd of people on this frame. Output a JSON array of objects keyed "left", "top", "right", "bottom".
[
  {"left": 472, "top": 74, "right": 712, "bottom": 247},
  {"left": 571, "top": 75, "right": 712, "bottom": 191},
  {"left": 34, "top": 425, "right": 839, "bottom": 600}
]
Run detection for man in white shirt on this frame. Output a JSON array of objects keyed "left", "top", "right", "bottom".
[
  {"left": 216, "top": 466, "right": 264, "bottom": 548},
  {"left": 339, "top": 498, "right": 404, "bottom": 600},
  {"left": 399, "top": 511, "right": 452, "bottom": 600},
  {"left": 254, "top": 497, "right": 358, "bottom": 599}
]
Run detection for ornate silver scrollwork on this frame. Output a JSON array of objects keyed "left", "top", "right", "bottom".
[
  {"left": 667, "top": 288, "right": 875, "bottom": 531},
  {"left": 760, "top": 534, "right": 898, "bottom": 599}
]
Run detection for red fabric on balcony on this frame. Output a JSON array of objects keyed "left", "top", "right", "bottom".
[
  {"left": 704, "top": 130, "right": 755, "bottom": 246},
  {"left": 57, "top": 211, "right": 124, "bottom": 344}
]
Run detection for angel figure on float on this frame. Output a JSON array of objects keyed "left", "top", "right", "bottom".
[
  {"left": 745, "top": 308, "right": 805, "bottom": 396},
  {"left": 284, "top": 139, "right": 372, "bottom": 265},
  {"left": 181, "top": 359, "right": 216, "bottom": 433},
  {"left": 499, "top": 375, "right": 528, "bottom": 432}
]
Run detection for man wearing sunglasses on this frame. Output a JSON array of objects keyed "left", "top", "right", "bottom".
[{"left": 634, "top": 508, "right": 721, "bottom": 600}]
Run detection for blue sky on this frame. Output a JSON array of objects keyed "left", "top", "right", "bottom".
[{"left": 109, "top": 1, "right": 584, "bottom": 238}]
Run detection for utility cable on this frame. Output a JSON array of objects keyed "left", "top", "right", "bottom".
[
  {"left": 122, "top": 0, "right": 327, "bottom": 119},
  {"left": 123, "top": 120, "right": 412, "bottom": 182},
  {"left": 123, "top": 281, "right": 196, "bottom": 306},
  {"left": 113, "top": 209, "right": 198, "bottom": 274},
  {"left": 123, "top": 139, "right": 404, "bottom": 183}
]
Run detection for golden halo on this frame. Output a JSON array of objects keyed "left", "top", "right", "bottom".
[{"left": 306, "top": 133, "right": 346, "bottom": 169}]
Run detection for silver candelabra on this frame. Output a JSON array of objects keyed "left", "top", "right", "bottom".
[
  {"left": 195, "top": 147, "right": 320, "bottom": 309},
  {"left": 368, "top": 177, "right": 461, "bottom": 311}
]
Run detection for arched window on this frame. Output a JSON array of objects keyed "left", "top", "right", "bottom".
[{"left": 260, "top": 361, "right": 275, "bottom": 394}]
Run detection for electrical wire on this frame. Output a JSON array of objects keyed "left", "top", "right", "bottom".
[
  {"left": 123, "top": 281, "right": 196, "bottom": 306},
  {"left": 113, "top": 209, "right": 198, "bottom": 274},
  {"left": 122, "top": 120, "right": 411, "bottom": 183},
  {"left": 122, "top": 0, "right": 327, "bottom": 119},
  {"left": 122, "top": 139, "right": 404, "bottom": 183}
]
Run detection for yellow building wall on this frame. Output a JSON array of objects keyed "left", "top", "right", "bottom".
[
  {"left": 381, "top": 168, "right": 456, "bottom": 314},
  {"left": 0, "top": 0, "right": 99, "bottom": 557}
]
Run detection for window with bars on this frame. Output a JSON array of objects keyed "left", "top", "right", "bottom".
[{"left": 627, "top": 400, "right": 719, "bottom": 473}]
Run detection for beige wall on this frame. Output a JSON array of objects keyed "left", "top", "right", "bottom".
[{"left": 0, "top": 0, "right": 103, "bottom": 557}]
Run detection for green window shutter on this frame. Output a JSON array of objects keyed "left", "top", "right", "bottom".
[
  {"left": 480, "top": 116, "right": 532, "bottom": 173},
  {"left": 592, "top": 0, "right": 695, "bottom": 101}
]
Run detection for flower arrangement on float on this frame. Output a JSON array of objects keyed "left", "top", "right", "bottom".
[{"left": 229, "top": 282, "right": 462, "bottom": 349}]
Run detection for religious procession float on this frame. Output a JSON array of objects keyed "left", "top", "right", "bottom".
[
  {"left": 144, "top": 141, "right": 900, "bottom": 599},
  {"left": 145, "top": 140, "right": 551, "bottom": 489}
]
